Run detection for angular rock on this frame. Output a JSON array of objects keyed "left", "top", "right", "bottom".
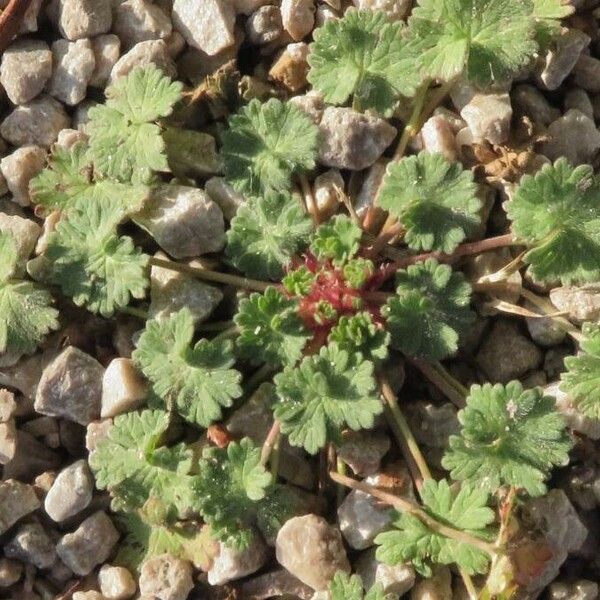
[
  {"left": 1, "top": 95, "right": 70, "bottom": 148},
  {"left": 0, "top": 480, "right": 40, "bottom": 536},
  {"left": 0, "top": 389, "right": 16, "bottom": 422},
  {"left": 337, "top": 430, "right": 390, "bottom": 477},
  {"left": 136, "top": 185, "right": 225, "bottom": 259},
  {"left": 281, "top": 0, "right": 315, "bottom": 41},
  {"left": 545, "top": 382, "right": 600, "bottom": 441},
  {"left": 44, "top": 459, "right": 94, "bottom": 522},
  {"left": 512, "top": 84, "right": 561, "bottom": 127},
  {"left": 34, "top": 346, "right": 105, "bottom": 426},
  {"left": 573, "top": 54, "right": 600, "bottom": 94},
  {"left": 522, "top": 490, "right": 588, "bottom": 593},
  {"left": 90, "top": 34, "right": 121, "bottom": 88},
  {"left": 139, "top": 554, "right": 194, "bottom": 600},
  {"left": 550, "top": 285, "right": 600, "bottom": 322},
  {"left": 148, "top": 257, "right": 223, "bottom": 325},
  {"left": 537, "top": 28, "right": 590, "bottom": 91},
  {"left": 318, "top": 107, "right": 397, "bottom": 170},
  {"left": 0, "top": 0, "right": 42, "bottom": 33},
  {"left": 0, "top": 420, "right": 17, "bottom": 464},
  {"left": 5, "top": 522, "right": 56, "bottom": 569},
  {"left": 0, "top": 558, "right": 22, "bottom": 588},
  {"left": 288, "top": 90, "right": 325, "bottom": 124},
  {"left": 237, "top": 568, "right": 314, "bottom": 600},
  {"left": 312, "top": 169, "right": 343, "bottom": 221},
  {"left": 57, "top": 0, "right": 112, "bottom": 40},
  {"left": 0, "top": 39, "right": 52, "bottom": 105},
  {"left": 173, "top": 0, "right": 236, "bottom": 56},
  {"left": 98, "top": 564, "right": 137, "bottom": 600},
  {"left": 315, "top": 3, "right": 338, "bottom": 26},
  {"left": 246, "top": 5, "right": 283, "bottom": 45},
  {"left": 85, "top": 418, "right": 113, "bottom": 453},
  {"left": 110, "top": 39, "right": 177, "bottom": 82},
  {"left": 208, "top": 535, "right": 269, "bottom": 585},
  {"left": 2, "top": 428, "right": 61, "bottom": 480},
  {"left": 354, "top": 548, "right": 415, "bottom": 596},
  {"left": 541, "top": 109, "right": 600, "bottom": 166},
  {"left": 460, "top": 92, "right": 512, "bottom": 145},
  {"left": 48, "top": 39, "right": 96, "bottom": 106},
  {"left": 276, "top": 514, "right": 350, "bottom": 591},
  {"left": 421, "top": 115, "right": 458, "bottom": 162},
  {"left": 101, "top": 358, "right": 148, "bottom": 418},
  {"left": 57, "top": 511, "right": 119, "bottom": 576},
  {"left": 114, "top": 0, "right": 172, "bottom": 50},
  {"left": 205, "top": 177, "right": 246, "bottom": 220},
  {"left": 352, "top": 0, "right": 411, "bottom": 20},
  {"left": 565, "top": 88, "right": 594, "bottom": 120},
  {"left": 55, "top": 128, "right": 89, "bottom": 152},
  {"left": 0, "top": 145, "right": 46, "bottom": 207},
  {"left": 476, "top": 320, "right": 543, "bottom": 383},
  {"left": 0, "top": 212, "right": 41, "bottom": 275}
]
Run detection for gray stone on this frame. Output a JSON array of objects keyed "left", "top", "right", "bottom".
[
  {"left": 148, "top": 257, "right": 223, "bottom": 325},
  {"left": 550, "top": 285, "right": 600, "bottom": 322},
  {"left": 57, "top": 0, "right": 112, "bottom": 40},
  {"left": 208, "top": 534, "right": 268, "bottom": 585},
  {"left": 0, "top": 145, "right": 46, "bottom": 207},
  {"left": 0, "top": 558, "right": 22, "bottom": 588},
  {"left": 85, "top": 418, "right": 113, "bottom": 453},
  {"left": 476, "top": 320, "right": 543, "bottom": 383},
  {"left": 354, "top": 548, "right": 415, "bottom": 596},
  {"left": 548, "top": 580, "right": 599, "bottom": 600},
  {"left": 573, "top": 54, "right": 600, "bottom": 94},
  {"left": 114, "top": 0, "right": 172, "bottom": 50},
  {"left": 2, "top": 430, "right": 61, "bottom": 481},
  {"left": 101, "top": 358, "right": 147, "bottom": 418},
  {"left": 44, "top": 460, "right": 94, "bottom": 522},
  {"left": 405, "top": 402, "right": 459, "bottom": 449},
  {"left": 355, "top": 158, "right": 388, "bottom": 216},
  {"left": 276, "top": 514, "right": 350, "bottom": 591},
  {"left": 1, "top": 95, "right": 70, "bottom": 148},
  {"left": 541, "top": 109, "right": 600, "bottom": 166},
  {"left": 409, "top": 566, "right": 451, "bottom": 600},
  {"left": 73, "top": 99, "right": 98, "bottom": 131},
  {"left": 0, "top": 213, "right": 41, "bottom": 275},
  {"left": 460, "top": 92, "right": 512, "bottom": 145},
  {"left": 139, "top": 554, "right": 194, "bottom": 600},
  {"left": 110, "top": 39, "right": 176, "bottom": 82},
  {"left": 421, "top": 115, "right": 458, "bottom": 162},
  {"left": 512, "top": 84, "right": 561, "bottom": 127},
  {"left": 281, "top": 0, "right": 315, "bottom": 41},
  {"left": 337, "top": 430, "right": 390, "bottom": 477},
  {"left": 545, "top": 382, "right": 600, "bottom": 441},
  {"left": 288, "top": 90, "right": 325, "bottom": 124},
  {"left": 205, "top": 177, "right": 246, "bottom": 220},
  {"left": 5, "top": 522, "right": 56, "bottom": 569},
  {"left": 0, "top": 480, "right": 40, "bottom": 536},
  {"left": 537, "top": 28, "right": 590, "bottom": 90},
  {"left": 318, "top": 107, "right": 397, "bottom": 170},
  {"left": 136, "top": 185, "right": 225, "bottom": 259},
  {"left": 352, "top": 0, "right": 411, "bottom": 20},
  {"left": 55, "top": 128, "right": 89, "bottom": 151},
  {"left": 90, "top": 34, "right": 121, "bottom": 88},
  {"left": 522, "top": 490, "right": 588, "bottom": 593},
  {"left": 565, "top": 88, "right": 594, "bottom": 120},
  {"left": 0, "top": 39, "right": 52, "bottom": 105},
  {"left": 98, "top": 564, "right": 137, "bottom": 600},
  {"left": 56, "top": 511, "right": 119, "bottom": 576},
  {"left": 525, "top": 302, "right": 567, "bottom": 347},
  {"left": 48, "top": 39, "right": 96, "bottom": 106},
  {"left": 238, "top": 568, "right": 314, "bottom": 600},
  {"left": 173, "top": 0, "right": 236, "bottom": 55},
  {"left": 246, "top": 5, "right": 283, "bottom": 45},
  {"left": 34, "top": 346, "right": 105, "bottom": 425}
]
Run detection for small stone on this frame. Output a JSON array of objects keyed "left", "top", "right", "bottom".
[
  {"left": 57, "top": 0, "right": 112, "bottom": 40},
  {"left": 352, "top": 0, "right": 411, "bottom": 20},
  {"left": 114, "top": 0, "right": 172, "bottom": 50},
  {"left": 0, "top": 480, "right": 40, "bottom": 536},
  {"left": 110, "top": 40, "right": 176, "bottom": 82},
  {"left": 0, "top": 420, "right": 17, "bottom": 464},
  {"left": 34, "top": 346, "right": 105, "bottom": 426},
  {"left": 86, "top": 419, "right": 113, "bottom": 453},
  {"left": 288, "top": 90, "right": 325, "bottom": 124},
  {"left": 573, "top": 54, "right": 600, "bottom": 94},
  {"left": 0, "top": 558, "right": 22, "bottom": 587},
  {"left": 0, "top": 213, "right": 41, "bottom": 275},
  {"left": 139, "top": 554, "right": 194, "bottom": 600},
  {"left": 48, "top": 39, "right": 96, "bottom": 106},
  {"left": 57, "top": 511, "right": 119, "bottom": 576},
  {"left": 545, "top": 382, "right": 600, "bottom": 441},
  {"left": 164, "top": 30, "right": 186, "bottom": 59},
  {"left": 337, "top": 430, "right": 390, "bottom": 477},
  {"left": 205, "top": 177, "right": 246, "bottom": 220},
  {"left": 208, "top": 535, "right": 268, "bottom": 585},
  {"left": 476, "top": 320, "right": 543, "bottom": 383},
  {"left": 315, "top": 4, "right": 338, "bottom": 26},
  {"left": 550, "top": 285, "right": 600, "bottom": 322},
  {"left": 232, "top": 0, "right": 271, "bottom": 14},
  {"left": 525, "top": 302, "right": 567, "bottom": 347},
  {"left": 405, "top": 402, "right": 459, "bottom": 450},
  {"left": 281, "top": 0, "right": 315, "bottom": 41},
  {"left": 548, "top": 580, "right": 599, "bottom": 600},
  {"left": 2, "top": 430, "right": 61, "bottom": 480},
  {"left": 55, "top": 128, "right": 89, "bottom": 151},
  {"left": 173, "top": 0, "right": 236, "bottom": 56},
  {"left": 537, "top": 29, "right": 590, "bottom": 90},
  {"left": 136, "top": 185, "right": 225, "bottom": 259},
  {"left": 512, "top": 84, "right": 561, "bottom": 127},
  {"left": 100, "top": 358, "right": 147, "bottom": 418},
  {"left": 522, "top": 490, "right": 588, "bottom": 593},
  {"left": 0, "top": 40, "right": 52, "bottom": 105},
  {"left": 1, "top": 95, "right": 70, "bottom": 148},
  {"left": 0, "top": 389, "right": 17, "bottom": 422},
  {"left": 5, "top": 522, "right": 56, "bottom": 569},
  {"left": 246, "top": 5, "right": 283, "bottom": 45},
  {"left": 460, "top": 92, "right": 512, "bottom": 145},
  {"left": 541, "top": 109, "right": 600, "bottom": 165},
  {"left": 164, "top": 129, "right": 220, "bottom": 178},
  {"left": 410, "top": 566, "right": 451, "bottom": 600},
  {"left": 312, "top": 169, "right": 343, "bottom": 221},
  {"left": 98, "top": 564, "right": 137, "bottom": 600},
  {"left": 0, "top": 145, "right": 47, "bottom": 207},
  {"left": 355, "top": 158, "right": 388, "bottom": 216},
  {"left": 148, "top": 257, "right": 223, "bottom": 325},
  {"left": 90, "top": 35, "right": 121, "bottom": 88},
  {"left": 44, "top": 459, "right": 94, "bottom": 522},
  {"left": 354, "top": 548, "right": 415, "bottom": 596},
  {"left": 238, "top": 568, "right": 314, "bottom": 599},
  {"left": 565, "top": 88, "right": 594, "bottom": 120},
  {"left": 421, "top": 115, "right": 458, "bottom": 162},
  {"left": 318, "top": 107, "right": 397, "bottom": 171},
  {"left": 276, "top": 514, "right": 350, "bottom": 591},
  {"left": 0, "top": 0, "right": 42, "bottom": 32}
]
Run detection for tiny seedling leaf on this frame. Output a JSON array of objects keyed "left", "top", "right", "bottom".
[
  {"left": 328, "top": 312, "right": 390, "bottom": 363},
  {"left": 310, "top": 214, "right": 363, "bottom": 266}
]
